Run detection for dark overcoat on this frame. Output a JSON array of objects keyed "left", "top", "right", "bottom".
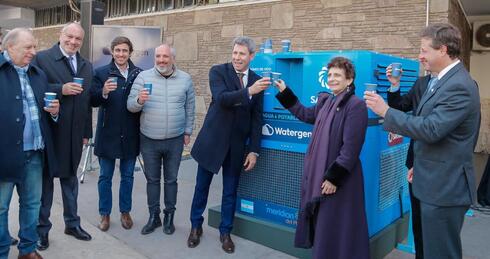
[
  {"left": 32, "top": 44, "right": 93, "bottom": 177},
  {"left": 90, "top": 59, "right": 142, "bottom": 159},
  {"left": 0, "top": 53, "right": 59, "bottom": 182},
  {"left": 191, "top": 63, "right": 263, "bottom": 174},
  {"left": 277, "top": 87, "right": 370, "bottom": 259}
]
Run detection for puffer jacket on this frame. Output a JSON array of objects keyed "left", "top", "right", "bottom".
[{"left": 127, "top": 66, "right": 195, "bottom": 140}]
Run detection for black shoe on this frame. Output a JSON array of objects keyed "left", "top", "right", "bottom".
[
  {"left": 37, "top": 233, "right": 49, "bottom": 251},
  {"left": 140, "top": 213, "right": 162, "bottom": 235},
  {"left": 10, "top": 236, "right": 18, "bottom": 246},
  {"left": 64, "top": 226, "right": 92, "bottom": 241},
  {"left": 163, "top": 211, "right": 175, "bottom": 235}
]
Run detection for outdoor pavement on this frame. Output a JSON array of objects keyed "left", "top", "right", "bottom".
[{"left": 6, "top": 152, "right": 490, "bottom": 259}]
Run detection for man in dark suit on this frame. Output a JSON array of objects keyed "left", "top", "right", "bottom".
[
  {"left": 366, "top": 23, "right": 480, "bottom": 259},
  {"left": 387, "top": 68, "right": 435, "bottom": 259},
  {"left": 187, "top": 36, "right": 270, "bottom": 253},
  {"left": 32, "top": 22, "right": 93, "bottom": 250},
  {"left": 0, "top": 28, "right": 59, "bottom": 259}
]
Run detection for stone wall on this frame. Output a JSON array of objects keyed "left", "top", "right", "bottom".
[{"left": 32, "top": 0, "right": 470, "bottom": 148}]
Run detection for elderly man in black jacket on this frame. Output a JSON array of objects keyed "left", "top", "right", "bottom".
[
  {"left": 0, "top": 28, "right": 59, "bottom": 259},
  {"left": 32, "top": 22, "right": 93, "bottom": 250}
]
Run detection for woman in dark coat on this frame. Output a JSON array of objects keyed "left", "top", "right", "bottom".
[
  {"left": 275, "top": 57, "right": 370, "bottom": 259},
  {"left": 90, "top": 36, "right": 142, "bottom": 231}
]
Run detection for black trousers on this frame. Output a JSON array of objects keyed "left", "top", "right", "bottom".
[
  {"left": 477, "top": 156, "right": 490, "bottom": 206},
  {"left": 37, "top": 175, "right": 81, "bottom": 234},
  {"left": 409, "top": 183, "right": 424, "bottom": 259}
]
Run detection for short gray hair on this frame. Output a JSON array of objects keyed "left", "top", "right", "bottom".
[
  {"left": 232, "top": 36, "right": 256, "bottom": 54},
  {"left": 2, "top": 28, "right": 34, "bottom": 50},
  {"left": 155, "top": 43, "right": 176, "bottom": 58},
  {"left": 61, "top": 22, "right": 85, "bottom": 36}
]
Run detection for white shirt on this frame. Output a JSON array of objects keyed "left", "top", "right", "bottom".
[
  {"left": 116, "top": 63, "right": 129, "bottom": 79},
  {"left": 58, "top": 45, "right": 77, "bottom": 73},
  {"left": 437, "top": 59, "right": 460, "bottom": 80}
]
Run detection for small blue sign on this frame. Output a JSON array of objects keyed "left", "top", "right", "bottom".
[{"left": 237, "top": 197, "right": 299, "bottom": 228}]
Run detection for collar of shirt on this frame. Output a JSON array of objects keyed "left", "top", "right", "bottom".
[
  {"left": 235, "top": 68, "right": 249, "bottom": 86},
  {"left": 58, "top": 45, "right": 77, "bottom": 65},
  {"left": 3, "top": 51, "right": 29, "bottom": 70},
  {"left": 115, "top": 63, "right": 129, "bottom": 79},
  {"left": 437, "top": 59, "right": 460, "bottom": 80}
]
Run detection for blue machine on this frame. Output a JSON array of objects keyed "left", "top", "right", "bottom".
[{"left": 236, "top": 50, "right": 419, "bottom": 237}]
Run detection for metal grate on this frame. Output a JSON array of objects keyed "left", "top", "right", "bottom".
[
  {"left": 238, "top": 148, "right": 304, "bottom": 209},
  {"left": 378, "top": 143, "right": 409, "bottom": 211}
]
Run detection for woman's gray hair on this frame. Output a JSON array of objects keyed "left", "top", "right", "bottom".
[
  {"left": 232, "top": 36, "right": 256, "bottom": 54},
  {"left": 2, "top": 28, "right": 34, "bottom": 50}
]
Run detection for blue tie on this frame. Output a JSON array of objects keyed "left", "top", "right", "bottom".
[
  {"left": 68, "top": 56, "right": 76, "bottom": 74},
  {"left": 426, "top": 77, "right": 439, "bottom": 94}
]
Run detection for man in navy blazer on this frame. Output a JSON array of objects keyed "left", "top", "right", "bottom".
[
  {"left": 32, "top": 22, "right": 93, "bottom": 249},
  {"left": 0, "top": 28, "right": 59, "bottom": 259},
  {"left": 366, "top": 23, "right": 480, "bottom": 259},
  {"left": 188, "top": 36, "right": 270, "bottom": 253}
]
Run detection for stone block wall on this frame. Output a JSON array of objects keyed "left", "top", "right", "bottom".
[{"left": 32, "top": 0, "right": 470, "bottom": 148}]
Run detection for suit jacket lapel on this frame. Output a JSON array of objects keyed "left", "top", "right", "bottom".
[
  {"left": 416, "top": 63, "right": 463, "bottom": 115},
  {"left": 227, "top": 63, "right": 243, "bottom": 90}
]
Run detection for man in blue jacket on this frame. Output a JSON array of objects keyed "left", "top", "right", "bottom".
[
  {"left": 91, "top": 36, "right": 142, "bottom": 232},
  {"left": 0, "top": 28, "right": 59, "bottom": 259},
  {"left": 188, "top": 36, "right": 270, "bottom": 253}
]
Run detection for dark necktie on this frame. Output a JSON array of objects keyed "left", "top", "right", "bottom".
[
  {"left": 68, "top": 56, "right": 76, "bottom": 74},
  {"left": 237, "top": 72, "right": 245, "bottom": 88}
]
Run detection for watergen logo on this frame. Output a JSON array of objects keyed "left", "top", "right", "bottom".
[
  {"left": 262, "top": 124, "right": 312, "bottom": 140},
  {"left": 318, "top": 66, "right": 330, "bottom": 89},
  {"left": 240, "top": 200, "right": 254, "bottom": 214}
]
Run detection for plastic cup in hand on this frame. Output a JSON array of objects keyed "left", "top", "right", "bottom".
[
  {"left": 391, "top": 63, "right": 402, "bottom": 77},
  {"left": 364, "top": 83, "right": 377, "bottom": 93},
  {"left": 271, "top": 72, "right": 282, "bottom": 87},
  {"left": 44, "top": 98, "right": 53, "bottom": 108},
  {"left": 262, "top": 71, "right": 271, "bottom": 86},
  {"left": 108, "top": 77, "right": 118, "bottom": 83},
  {"left": 281, "top": 40, "right": 291, "bottom": 52},
  {"left": 45, "top": 92, "right": 56, "bottom": 101},
  {"left": 44, "top": 92, "right": 56, "bottom": 108},
  {"left": 144, "top": 83, "right": 153, "bottom": 95},
  {"left": 73, "top": 77, "right": 84, "bottom": 86}
]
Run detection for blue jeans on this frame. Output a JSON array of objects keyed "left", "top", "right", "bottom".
[
  {"left": 0, "top": 151, "right": 42, "bottom": 258},
  {"left": 98, "top": 157, "right": 136, "bottom": 215},
  {"left": 190, "top": 151, "right": 240, "bottom": 234},
  {"left": 140, "top": 134, "right": 184, "bottom": 214}
]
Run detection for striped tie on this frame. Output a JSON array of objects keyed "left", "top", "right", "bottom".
[{"left": 237, "top": 72, "right": 245, "bottom": 88}]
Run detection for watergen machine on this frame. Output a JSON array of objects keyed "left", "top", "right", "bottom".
[{"left": 208, "top": 50, "right": 419, "bottom": 258}]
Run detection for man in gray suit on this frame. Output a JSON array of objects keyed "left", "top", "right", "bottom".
[{"left": 365, "top": 23, "right": 480, "bottom": 259}]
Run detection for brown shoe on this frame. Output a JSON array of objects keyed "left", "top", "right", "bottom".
[
  {"left": 121, "top": 212, "right": 133, "bottom": 230},
  {"left": 18, "top": 251, "right": 43, "bottom": 259},
  {"left": 220, "top": 233, "right": 235, "bottom": 254},
  {"left": 98, "top": 215, "right": 110, "bottom": 232},
  {"left": 187, "top": 227, "right": 203, "bottom": 248}
]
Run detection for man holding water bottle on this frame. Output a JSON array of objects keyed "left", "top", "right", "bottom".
[
  {"left": 127, "top": 43, "right": 195, "bottom": 236},
  {"left": 32, "top": 22, "right": 93, "bottom": 249}
]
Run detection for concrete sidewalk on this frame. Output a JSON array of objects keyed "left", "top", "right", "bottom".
[{"left": 6, "top": 156, "right": 490, "bottom": 259}]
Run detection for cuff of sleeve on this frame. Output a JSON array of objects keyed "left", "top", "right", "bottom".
[
  {"left": 323, "top": 161, "right": 349, "bottom": 187},
  {"left": 250, "top": 152, "right": 259, "bottom": 157},
  {"left": 275, "top": 87, "right": 298, "bottom": 109}
]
